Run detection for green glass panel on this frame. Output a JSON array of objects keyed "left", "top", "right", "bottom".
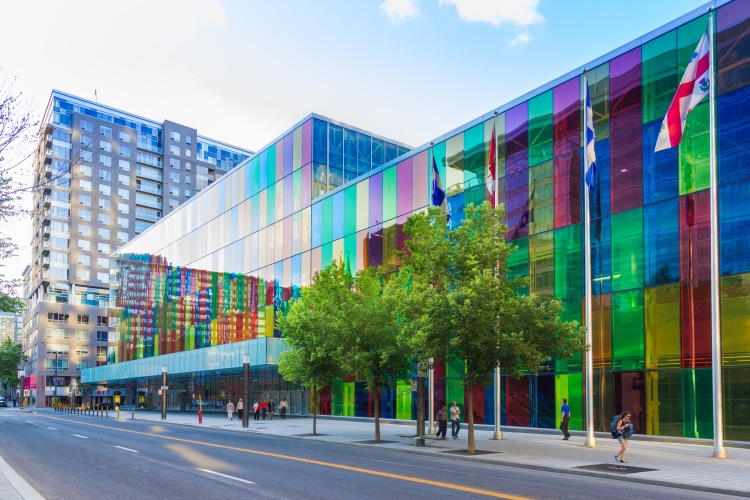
[
  {"left": 446, "top": 134, "right": 464, "bottom": 197},
  {"left": 612, "top": 289, "right": 645, "bottom": 370},
  {"left": 677, "top": 15, "right": 710, "bottom": 74},
  {"left": 530, "top": 230, "right": 554, "bottom": 298},
  {"left": 646, "top": 370, "right": 682, "bottom": 436},
  {"left": 343, "top": 234, "right": 356, "bottom": 275},
  {"left": 382, "top": 166, "right": 397, "bottom": 222},
  {"left": 611, "top": 208, "right": 643, "bottom": 291},
  {"left": 320, "top": 242, "right": 333, "bottom": 268},
  {"left": 266, "top": 183, "right": 275, "bottom": 225},
  {"left": 464, "top": 186, "right": 484, "bottom": 207},
  {"left": 721, "top": 273, "right": 750, "bottom": 366},
  {"left": 507, "top": 237, "right": 529, "bottom": 295},
  {"left": 446, "top": 359, "right": 464, "bottom": 417},
  {"left": 463, "top": 123, "right": 484, "bottom": 194},
  {"left": 528, "top": 90, "right": 554, "bottom": 167},
  {"left": 642, "top": 30, "right": 677, "bottom": 124},
  {"left": 645, "top": 285, "right": 681, "bottom": 368},
  {"left": 555, "top": 374, "right": 583, "bottom": 430},
  {"left": 267, "top": 144, "right": 277, "bottom": 185},
  {"left": 554, "top": 224, "right": 582, "bottom": 300},
  {"left": 293, "top": 168, "right": 302, "bottom": 213},
  {"left": 320, "top": 196, "right": 333, "bottom": 245},
  {"left": 396, "top": 380, "right": 412, "bottom": 420},
  {"left": 344, "top": 185, "right": 357, "bottom": 236},
  {"left": 725, "top": 367, "right": 750, "bottom": 441},
  {"left": 529, "top": 161, "right": 553, "bottom": 234},
  {"left": 555, "top": 298, "right": 583, "bottom": 372},
  {"left": 589, "top": 63, "right": 610, "bottom": 141},
  {"left": 678, "top": 102, "right": 710, "bottom": 195},
  {"left": 330, "top": 380, "right": 343, "bottom": 415},
  {"left": 681, "top": 368, "right": 713, "bottom": 439}
]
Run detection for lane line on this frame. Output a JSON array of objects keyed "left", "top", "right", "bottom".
[
  {"left": 73, "top": 434, "right": 89, "bottom": 439},
  {"left": 196, "top": 468, "right": 255, "bottom": 485},
  {"left": 114, "top": 446, "right": 139, "bottom": 453},
  {"left": 40, "top": 415, "right": 527, "bottom": 499},
  {"left": 47, "top": 427, "right": 57, "bottom": 431}
]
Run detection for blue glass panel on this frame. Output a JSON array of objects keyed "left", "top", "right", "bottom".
[
  {"left": 590, "top": 138, "right": 611, "bottom": 219},
  {"left": 591, "top": 215, "right": 611, "bottom": 295},
  {"left": 244, "top": 163, "right": 253, "bottom": 198},
  {"left": 718, "top": 85, "right": 750, "bottom": 185},
  {"left": 332, "top": 191, "right": 345, "bottom": 240},
  {"left": 357, "top": 134, "right": 371, "bottom": 175},
  {"left": 311, "top": 201, "right": 322, "bottom": 248},
  {"left": 329, "top": 125, "right": 343, "bottom": 170},
  {"left": 344, "top": 129, "right": 357, "bottom": 176},
  {"left": 643, "top": 120, "right": 679, "bottom": 204},
  {"left": 447, "top": 193, "right": 465, "bottom": 230},
  {"left": 720, "top": 179, "right": 750, "bottom": 275},
  {"left": 398, "top": 146, "right": 410, "bottom": 157},
  {"left": 372, "top": 139, "right": 384, "bottom": 168},
  {"left": 385, "top": 142, "right": 398, "bottom": 164},
  {"left": 291, "top": 254, "right": 301, "bottom": 298},
  {"left": 644, "top": 199, "right": 680, "bottom": 286},
  {"left": 313, "top": 119, "right": 327, "bottom": 164}
]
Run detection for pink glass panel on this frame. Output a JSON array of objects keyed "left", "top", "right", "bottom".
[
  {"left": 412, "top": 150, "right": 428, "bottom": 211},
  {"left": 679, "top": 190, "right": 711, "bottom": 280},
  {"left": 397, "top": 158, "right": 412, "bottom": 216}
]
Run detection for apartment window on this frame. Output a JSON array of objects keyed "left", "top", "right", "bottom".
[
  {"left": 185, "top": 189, "right": 192, "bottom": 199},
  {"left": 185, "top": 175, "right": 191, "bottom": 185},
  {"left": 97, "top": 257, "right": 109, "bottom": 268},
  {"left": 118, "top": 174, "right": 130, "bottom": 186},
  {"left": 78, "top": 314, "right": 89, "bottom": 324},
  {"left": 97, "top": 272, "right": 108, "bottom": 283},
  {"left": 169, "top": 172, "right": 180, "bottom": 183},
  {"left": 185, "top": 162, "right": 192, "bottom": 171},
  {"left": 168, "top": 185, "right": 180, "bottom": 197},
  {"left": 168, "top": 199, "right": 179, "bottom": 209},
  {"left": 47, "top": 313, "right": 69, "bottom": 323},
  {"left": 81, "top": 120, "right": 93, "bottom": 132},
  {"left": 99, "top": 140, "right": 111, "bottom": 152},
  {"left": 47, "top": 328, "right": 70, "bottom": 340},
  {"left": 97, "top": 228, "right": 110, "bottom": 240},
  {"left": 118, "top": 131, "right": 131, "bottom": 143},
  {"left": 78, "top": 224, "right": 91, "bottom": 236},
  {"left": 96, "top": 346, "right": 107, "bottom": 357},
  {"left": 47, "top": 343, "right": 69, "bottom": 355},
  {"left": 186, "top": 135, "right": 192, "bottom": 145},
  {"left": 78, "top": 361, "right": 89, "bottom": 371},
  {"left": 169, "top": 158, "right": 180, "bottom": 169},
  {"left": 117, "top": 231, "right": 129, "bottom": 243},
  {"left": 46, "top": 359, "right": 69, "bottom": 370},
  {"left": 96, "top": 331, "right": 108, "bottom": 342},
  {"left": 99, "top": 184, "right": 111, "bottom": 197},
  {"left": 170, "top": 131, "right": 181, "bottom": 142},
  {"left": 79, "top": 165, "right": 92, "bottom": 177},
  {"left": 118, "top": 202, "right": 130, "bottom": 214},
  {"left": 100, "top": 126, "right": 112, "bottom": 138},
  {"left": 117, "top": 217, "right": 129, "bottom": 229},
  {"left": 118, "top": 160, "right": 131, "bottom": 172},
  {"left": 76, "top": 330, "right": 88, "bottom": 340},
  {"left": 98, "top": 213, "right": 110, "bottom": 225},
  {"left": 185, "top": 149, "right": 191, "bottom": 158},
  {"left": 78, "top": 209, "right": 91, "bottom": 221},
  {"left": 99, "top": 155, "right": 111, "bottom": 167},
  {"left": 76, "top": 345, "right": 89, "bottom": 356},
  {"left": 77, "top": 254, "right": 90, "bottom": 266},
  {"left": 78, "top": 194, "right": 91, "bottom": 206},
  {"left": 99, "top": 199, "right": 111, "bottom": 210},
  {"left": 79, "top": 179, "right": 91, "bottom": 192},
  {"left": 80, "top": 134, "right": 93, "bottom": 147},
  {"left": 81, "top": 151, "right": 93, "bottom": 162},
  {"left": 99, "top": 169, "right": 112, "bottom": 181},
  {"left": 97, "top": 242, "right": 110, "bottom": 254},
  {"left": 76, "top": 269, "right": 90, "bottom": 281},
  {"left": 120, "top": 145, "right": 131, "bottom": 156},
  {"left": 169, "top": 144, "right": 180, "bottom": 156},
  {"left": 96, "top": 315, "right": 108, "bottom": 327},
  {"left": 118, "top": 188, "right": 130, "bottom": 200},
  {"left": 77, "top": 239, "right": 90, "bottom": 251}
]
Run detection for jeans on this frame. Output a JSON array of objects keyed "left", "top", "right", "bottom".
[
  {"left": 561, "top": 415, "right": 570, "bottom": 439},
  {"left": 451, "top": 419, "right": 461, "bottom": 438}
]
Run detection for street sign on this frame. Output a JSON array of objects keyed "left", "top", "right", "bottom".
[
  {"left": 23, "top": 390, "right": 30, "bottom": 397},
  {"left": 17, "top": 371, "right": 25, "bottom": 378},
  {"left": 160, "top": 385, "right": 169, "bottom": 390}
]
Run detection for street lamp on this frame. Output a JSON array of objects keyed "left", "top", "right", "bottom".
[
  {"left": 71, "top": 379, "right": 77, "bottom": 410},
  {"left": 243, "top": 354, "right": 249, "bottom": 428},
  {"left": 161, "top": 365, "right": 168, "bottom": 420}
]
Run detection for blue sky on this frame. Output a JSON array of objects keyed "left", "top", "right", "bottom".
[{"left": 0, "top": 0, "right": 711, "bottom": 280}]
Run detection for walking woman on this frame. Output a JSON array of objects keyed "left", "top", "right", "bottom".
[
  {"left": 614, "top": 412, "right": 633, "bottom": 463},
  {"left": 253, "top": 400, "right": 260, "bottom": 420},
  {"left": 237, "top": 398, "right": 244, "bottom": 422},
  {"left": 226, "top": 400, "right": 235, "bottom": 421}
]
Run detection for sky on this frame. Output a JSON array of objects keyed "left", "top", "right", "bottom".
[{"left": 0, "top": 0, "right": 710, "bottom": 289}]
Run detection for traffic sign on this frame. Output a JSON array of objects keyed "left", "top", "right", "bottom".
[
  {"left": 23, "top": 390, "right": 30, "bottom": 397},
  {"left": 160, "top": 385, "right": 169, "bottom": 390}
]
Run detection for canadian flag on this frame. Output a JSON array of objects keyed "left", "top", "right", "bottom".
[{"left": 655, "top": 30, "right": 711, "bottom": 152}]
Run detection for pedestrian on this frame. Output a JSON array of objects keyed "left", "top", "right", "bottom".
[
  {"left": 614, "top": 412, "right": 633, "bottom": 463},
  {"left": 450, "top": 401, "right": 461, "bottom": 439},
  {"left": 226, "top": 400, "right": 235, "bottom": 421},
  {"left": 436, "top": 405, "right": 448, "bottom": 439},
  {"left": 268, "top": 399, "right": 275, "bottom": 420},
  {"left": 261, "top": 399, "right": 267, "bottom": 420},
  {"left": 253, "top": 400, "right": 260, "bottom": 420},
  {"left": 280, "top": 398, "right": 288, "bottom": 419},
  {"left": 237, "top": 398, "right": 244, "bottom": 422},
  {"left": 560, "top": 398, "right": 571, "bottom": 440}
]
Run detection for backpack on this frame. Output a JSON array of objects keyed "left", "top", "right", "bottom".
[{"left": 610, "top": 415, "right": 621, "bottom": 438}]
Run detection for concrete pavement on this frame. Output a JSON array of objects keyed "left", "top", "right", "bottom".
[
  {"left": 0, "top": 410, "right": 45, "bottom": 500},
  {"left": 18, "top": 407, "right": 750, "bottom": 497}
]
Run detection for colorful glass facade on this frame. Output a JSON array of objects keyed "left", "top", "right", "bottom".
[{"left": 83, "top": 0, "right": 750, "bottom": 441}]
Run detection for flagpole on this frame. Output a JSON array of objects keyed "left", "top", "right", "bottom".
[
  {"left": 583, "top": 70, "right": 596, "bottom": 449},
  {"left": 491, "top": 110, "right": 504, "bottom": 441},
  {"left": 707, "top": 7, "right": 727, "bottom": 460},
  {"left": 428, "top": 146, "right": 436, "bottom": 436}
]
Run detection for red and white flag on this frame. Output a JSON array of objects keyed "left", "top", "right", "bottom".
[
  {"left": 486, "top": 123, "right": 496, "bottom": 206},
  {"left": 655, "top": 30, "right": 711, "bottom": 152}
]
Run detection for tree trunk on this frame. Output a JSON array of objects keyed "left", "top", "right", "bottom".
[
  {"left": 312, "top": 386, "right": 318, "bottom": 436},
  {"left": 374, "top": 386, "right": 381, "bottom": 443},
  {"left": 466, "top": 381, "right": 475, "bottom": 454}
]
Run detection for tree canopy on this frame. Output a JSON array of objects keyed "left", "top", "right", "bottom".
[{"left": 0, "top": 337, "right": 27, "bottom": 393}]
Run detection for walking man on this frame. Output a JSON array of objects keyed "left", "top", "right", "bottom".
[
  {"left": 560, "top": 398, "right": 571, "bottom": 440},
  {"left": 237, "top": 398, "right": 244, "bottom": 422},
  {"left": 261, "top": 399, "right": 268, "bottom": 420},
  {"left": 450, "top": 401, "right": 461, "bottom": 439},
  {"left": 226, "top": 400, "right": 235, "bottom": 421},
  {"left": 436, "top": 405, "right": 448, "bottom": 439}
]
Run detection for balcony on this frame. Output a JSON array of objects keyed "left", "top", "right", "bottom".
[
  {"left": 43, "top": 196, "right": 51, "bottom": 209},
  {"left": 42, "top": 226, "right": 51, "bottom": 239},
  {"left": 42, "top": 257, "right": 50, "bottom": 268},
  {"left": 45, "top": 134, "right": 52, "bottom": 149}
]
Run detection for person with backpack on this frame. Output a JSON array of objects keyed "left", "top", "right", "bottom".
[
  {"left": 613, "top": 412, "right": 633, "bottom": 463},
  {"left": 268, "top": 399, "right": 275, "bottom": 420}
]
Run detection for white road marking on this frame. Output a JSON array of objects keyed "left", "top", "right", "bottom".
[
  {"left": 47, "top": 427, "right": 57, "bottom": 430},
  {"left": 115, "top": 446, "right": 139, "bottom": 453},
  {"left": 73, "top": 434, "right": 89, "bottom": 439},
  {"left": 27, "top": 421, "right": 34, "bottom": 424},
  {"left": 197, "top": 468, "right": 255, "bottom": 485}
]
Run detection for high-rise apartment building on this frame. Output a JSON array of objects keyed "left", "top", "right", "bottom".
[
  {"left": 0, "top": 312, "right": 22, "bottom": 342},
  {"left": 23, "top": 90, "right": 252, "bottom": 407}
]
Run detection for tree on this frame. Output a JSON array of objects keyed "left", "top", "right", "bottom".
[
  {"left": 396, "top": 203, "right": 587, "bottom": 453},
  {"left": 0, "top": 337, "right": 28, "bottom": 396},
  {"left": 276, "top": 262, "right": 349, "bottom": 436}
]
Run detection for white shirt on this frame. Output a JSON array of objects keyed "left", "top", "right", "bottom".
[{"left": 450, "top": 405, "right": 460, "bottom": 421}]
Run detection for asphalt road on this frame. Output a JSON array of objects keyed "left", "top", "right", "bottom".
[{"left": 0, "top": 408, "right": 738, "bottom": 500}]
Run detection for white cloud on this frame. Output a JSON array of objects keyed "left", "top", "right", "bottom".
[
  {"left": 509, "top": 30, "right": 532, "bottom": 46},
  {"left": 380, "top": 0, "right": 420, "bottom": 24},
  {"left": 439, "top": 0, "right": 543, "bottom": 27}
]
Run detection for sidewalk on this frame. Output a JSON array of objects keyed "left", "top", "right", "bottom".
[
  {"left": 40, "top": 408, "right": 750, "bottom": 496},
  {"left": 0, "top": 410, "right": 44, "bottom": 500}
]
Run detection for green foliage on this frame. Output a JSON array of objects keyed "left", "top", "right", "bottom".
[
  {"left": 0, "top": 293, "right": 23, "bottom": 313},
  {"left": 0, "top": 337, "right": 27, "bottom": 390}
]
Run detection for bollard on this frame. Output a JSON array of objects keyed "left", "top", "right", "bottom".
[
  {"left": 116, "top": 406, "right": 120, "bottom": 419},
  {"left": 198, "top": 411, "right": 202, "bottom": 424},
  {"left": 131, "top": 406, "right": 135, "bottom": 420},
  {"left": 106, "top": 409, "right": 108, "bottom": 419}
]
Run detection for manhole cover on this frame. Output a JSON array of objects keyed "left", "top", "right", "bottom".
[
  {"left": 441, "top": 449, "right": 499, "bottom": 456},
  {"left": 351, "top": 440, "right": 397, "bottom": 444},
  {"left": 575, "top": 463, "right": 657, "bottom": 474}
]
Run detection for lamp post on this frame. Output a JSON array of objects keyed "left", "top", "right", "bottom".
[
  {"left": 161, "top": 365, "right": 167, "bottom": 420},
  {"left": 54, "top": 351, "right": 58, "bottom": 408},
  {"left": 17, "top": 370, "right": 25, "bottom": 409},
  {"left": 71, "top": 379, "right": 77, "bottom": 410},
  {"left": 243, "top": 354, "right": 249, "bottom": 428}
]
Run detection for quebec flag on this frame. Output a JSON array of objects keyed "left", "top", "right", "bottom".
[{"left": 431, "top": 154, "right": 448, "bottom": 215}]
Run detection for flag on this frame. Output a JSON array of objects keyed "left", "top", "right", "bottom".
[
  {"left": 431, "top": 154, "right": 448, "bottom": 215},
  {"left": 584, "top": 80, "right": 597, "bottom": 190},
  {"left": 486, "top": 123, "right": 497, "bottom": 207},
  {"left": 655, "top": 30, "right": 711, "bottom": 152},
  {"left": 511, "top": 187, "right": 535, "bottom": 240}
]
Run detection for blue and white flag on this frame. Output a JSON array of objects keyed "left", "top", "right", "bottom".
[
  {"left": 431, "top": 154, "right": 448, "bottom": 215},
  {"left": 584, "top": 80, "right": 597, "bottom": 190}
]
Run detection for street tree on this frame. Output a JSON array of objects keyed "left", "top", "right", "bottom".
[
  {"left": 396, "top": 203, "right": 586, "bottom": 453},
  {"left": 276, "top": 262, "right": 349, "bottom": 435},
  {"left": 0, "top": 337, "right": 28, "bottom": 396}
]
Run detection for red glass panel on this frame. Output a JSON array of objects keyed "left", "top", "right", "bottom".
[
  {"left": 681, "top": 280, "right": 712, "bottom": 368},
  {"left": 610, "top": 110, "right": 643, "bottom": 213},
  {"left": 554, "top": 78, "right": 582, "bottom": 228},
  {"left": 505, "top": 375, "right": 531, "bottom": 427},
  {"left": 468, "top": 386, "right": 486, "bottom": 424},
  {"left": 679, "top": 190, "right": 711, "bottom": 281},
  {"left": 610, "top": 48, "right": 642, "bottom": 118}
]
